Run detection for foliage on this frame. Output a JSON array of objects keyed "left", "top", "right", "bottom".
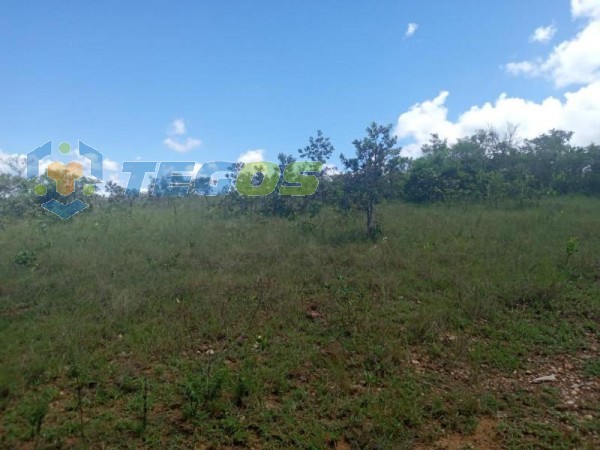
[
  {"left": 297, "top": 129, "right": 335, "bottom": 163},
  {"left": 340, "top": 122, "right": 404, "bottom": 237},
  {"left": 0, "top": 198, "right": 599, "bottom": 448}
]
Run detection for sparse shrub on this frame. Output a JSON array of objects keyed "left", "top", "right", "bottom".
[
  {"left": 565, "top": 236, "right": 580, "bottom": 265},
  {"left": 181, "top": 368, "right": 228, "bottom": 422},
  {"left": 21, "top": 388, "right": 55, "bottom": 442},
  {"left": 11, "top": 249, "right": 36, "bottom": 268}
]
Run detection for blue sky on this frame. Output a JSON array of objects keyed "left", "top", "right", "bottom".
[{"left": 2, "top": 0, "right": 599, "bottom": 182}]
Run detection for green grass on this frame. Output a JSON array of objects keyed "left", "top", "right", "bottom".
[{"left": 0, "top": 197, "right": 599, "bottom": 448}]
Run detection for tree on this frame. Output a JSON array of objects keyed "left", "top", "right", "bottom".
[
  {"left": 294, "top": 132, "right": 336, "bottom": 216},
  {"left": 522, "top": 129, "right": 574, "bottom": 191},
  {"left": 5, "top": 155, "right": 27, "bottom": 178},
  {"left": 340, "top": 123, "right": 402, "bottom": 238},
  {"left": 104, "top": 180, "right": 126, "bottom": 199},
  {"left": 298, "top": 130, "right": 334, "bottom": 163}
]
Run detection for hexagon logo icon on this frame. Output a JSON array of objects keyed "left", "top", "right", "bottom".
[{"left": 26, "top": 141, "right": 103, "bottom": 220}]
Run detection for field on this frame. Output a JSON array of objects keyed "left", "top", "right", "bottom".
[{"left": 0, "top": 197, "right": 599, "bottom": 449}]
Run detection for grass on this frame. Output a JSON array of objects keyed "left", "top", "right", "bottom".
[{"left": 0, "top": 196, "right": 599, "bottom": 448}]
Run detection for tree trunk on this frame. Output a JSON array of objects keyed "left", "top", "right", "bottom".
[{"left": 366, "top": 198, "right": 375, "bottom": 237}]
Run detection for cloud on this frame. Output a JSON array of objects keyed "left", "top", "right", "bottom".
[
  {"left": 102, "top": 158, "right": 120, "bottom": 172},
  {"left": 505, "top": 60, "right": 542, "bottom": 77},
  {"left": 395, "top": 83, "right": 600, "bottom": 157},
  {"left": 163, "top": 137, "right": 202, "bottom": 153},
  {"left": 0, "top": 150, "right": 26, "bottom": 175},
  {"left": 237, "top": 149, "right": 265, "bottom": 163},
  {"left": 405, "top": 23, "right": 418, "bottom": 38},
  {"left": 395, "top": 91, "right": 459, "bottom": 156},
  {"left": 163, "top": 118, "right": 202, "bottom": 153},
  {"left": 168, "top": 118, "right": 186, "bottom": 136},
  {"left": 506, "top": 1, "right": 600, "bottom": 87},
  {"left": 323, "top": 163, "right": 341, "bottom": 176},
  {"left": 572, "top": 0, "right": 600, "bottom": 19},
  {"left": 530, "top": 24, "right": 557, "bottom": 43},
  {"left": 542, "top": 21, "right": 600, "bottom": 87}
]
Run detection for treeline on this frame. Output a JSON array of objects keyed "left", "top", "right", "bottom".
[
  {"left": 402, "top": 128, "right": 600, "bottom": 203},
  {"left": 2, "top": 124, "right": 600, "bottom": 237},
  {"left": 212, "top": 125, "right": 600, "bottom": 236}
]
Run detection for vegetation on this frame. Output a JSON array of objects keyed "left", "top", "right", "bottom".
[
  {"left": 0, "top": 124, "right": 599, "bottom": 448},
  {"left": 340, "top": 123, "right": 403, "bottom": 238},
  {"left": 0, "top": 195, "right": 598, "bottom": 448}
]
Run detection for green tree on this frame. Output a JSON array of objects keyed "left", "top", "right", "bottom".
[
  {"left": 298, "top": 130, "right": 334, "bottom": 163},
  {"left": 340, "top": 122, "right": 402, "bottom": 238}
]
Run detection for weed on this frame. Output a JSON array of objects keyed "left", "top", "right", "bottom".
[
  {"left": 565, "top": 236, "right": 580, "bottom": 265},
  {"left": 583, "top": 357, "right": 600, "bottom": 377},
  {"left": 11, "top": 249, "right": 36, "bottom": 268}
]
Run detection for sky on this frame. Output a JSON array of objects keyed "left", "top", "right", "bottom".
[{"left": 1, "top": 0, "right": 600, "bottom": 185}]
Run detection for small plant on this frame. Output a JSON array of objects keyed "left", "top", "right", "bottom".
[
  {"left": 162, "top": 252, "right": 181, "bottom": 269},
  {"left": 325, "top": 275, "right": 366, "bottom": 336},
  {"left": 233, "top": 374, "right": 250, "bottom": 408},
  {"left": 369, "top": 222, "right": 384, "bottom": 241},
  {"left": 584, "top": 357, "right": 600, "bottom": 377},
  {"left": 22, "top": 389, "right": 55, "bottom": 444},
  {"left": 182, "top": 378, "right": 201, "bottom": 424},
  {"left": 28, "top": 399, "right": 48, "bottom": 439},
  {"left": 140, "top": 377, "right": 149, "bottom": 434},
  {"left": 181, "top": 368, "right": 227, "bottom": 422},
  {"left": 68, "top": 361, "right": 86, "bottom": 435},
  {"left": 296, "top": 219, "right": 317, "bottom": 234},
  {"left": 126, "top": 376, "right": 152, "bottom": 437},
  {"left": 11, "top": 250, "right": 36, "bottom": 268},
  {"left": 565, "top": 236, "right": 580, "bottom": 265}
]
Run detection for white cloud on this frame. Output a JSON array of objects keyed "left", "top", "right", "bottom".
[
  {"left": 542, "top": 20, "right": 600, "bottom": 87},
  {"left": 405, "top": 23, "right": 418, "bottom": 38},
  {"left": 237, "top": 149, "right": 265, "bottom": 163},
  {"left": 168, "top": 118, "right": 187, "bottom": 136},
  {"left": 530, "top": 24, "right": 557, "bottom": 43},
  {"left": 163, "top": 137, "right": 202, "bottom": 153},
  {"left": 102, "top": 158, "right": 120, "bottom": 171},
  {"left": 505, "top": 60, "right": 542, "bottom": 77},
  {"left": 572, "top": 0, "right": 600, "bottom": 19},
  {"left": 506, "top": 1, "right": 600, "bottom": 87},
  {"left": 395, "top": 83, "right": 600, "bottom": 156},
  {"left": 0, "top": 150, "right": 26, "bottom": 175},
  {"left": 163, "top": 118, "right": 202, "bottom": 153},
  {"left": 323, "top": 163, "right": 341, "bottom": 176},
  {"left": 395, "top": 91, "right": 459, "bottom": 156}
]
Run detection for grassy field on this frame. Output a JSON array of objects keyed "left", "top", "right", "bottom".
[{"left": 0, "top": 197, "right": 599, "bottom": 449}]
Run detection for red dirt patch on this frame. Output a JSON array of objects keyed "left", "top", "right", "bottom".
[{"left": 414, "top": 417, "right": 502, "bottom": 450}]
